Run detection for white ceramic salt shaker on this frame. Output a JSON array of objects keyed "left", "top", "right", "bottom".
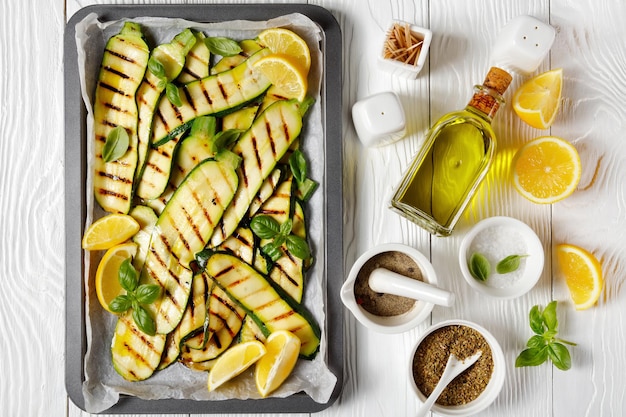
[{"left": 351, "top": 91, "right": 406, "bottom": 147}]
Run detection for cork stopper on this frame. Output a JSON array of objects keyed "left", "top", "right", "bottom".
[
  {"left": 467, "top": 67, "right": 512, "bottom": 119},
  {"left": 483, "top": 67, "right": 512, "bottom": 95}
]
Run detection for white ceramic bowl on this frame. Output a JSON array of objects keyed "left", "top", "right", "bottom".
[
  {"left": 459, "top": 216, "right": 544, "bottom": 299},
  {"left": 409, "top": 320, "right": 506, "bottom": 416},
  {"left": 340, "top": 243, "right": 437, "bottom": 333},
  {"left": 378, "top": 20, "right": 432, "bottom": 79}
]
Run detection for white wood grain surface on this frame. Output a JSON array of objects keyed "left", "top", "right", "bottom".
[{"left": 0, "top": 0, "right": 623, "bottom": 415}]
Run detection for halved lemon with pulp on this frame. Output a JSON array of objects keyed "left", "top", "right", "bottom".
[
  {"left": 95, "top": 242, "right": 138, "bottom": 313},
  {"left": 513, "top": 136, "right": 581, "bottom": 204},
  {"left": 253, "top": 54, "right": 308, "bottom": 102},
  {"left": 257, "top": 28, "right": 311, "bottom": 72},
  {"left": 513, "top": 68, "right": 563, "bottom": 129},
  {"left": 556, "top": 243, "right": 603, "bottom": 310},
  {"left": 81, "top": 213, "right": 140, "bottom": 250},
  {"left": 207, "top": 341, "right": 267, "bottom": 392},
  {"left": 255, "top": 330, "right": 301, "bottom": 397}
]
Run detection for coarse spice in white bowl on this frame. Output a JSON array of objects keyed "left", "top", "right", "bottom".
[
  {"left": 459, "top": 216, "right": 544, "bottom": 299},
  {"left": 409, "top": 320, "right": 506, "bottom": 416}
]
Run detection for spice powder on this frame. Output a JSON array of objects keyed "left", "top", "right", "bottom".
[
  {"left": 412, "top": 325, "right": 493, "bottom": 406},
  {"left": 354, "top": 251, "right": 423, "bottom": 316}
]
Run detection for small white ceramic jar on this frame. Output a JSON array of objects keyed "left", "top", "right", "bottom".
[{"left": 378, "top": 20, "right": 432, "bottom": 79}]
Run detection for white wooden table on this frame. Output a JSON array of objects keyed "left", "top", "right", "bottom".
[{"left": 1, "top": 0, "right": 624, "bottom": 416}]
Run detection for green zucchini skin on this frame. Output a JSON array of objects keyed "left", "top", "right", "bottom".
[
  {"left": 111, "top": 312, "right": 167, "bottom": 381},
  {"left": 93, "top": 22, "right": 149, "bottom": 214},
  {"left": 144, "top": 157, "right": 239, "bottom": 334},
  {"left": 205, "top": 252, "right": 320, "bottom": 359},
  {"left": 150, "top": 48, "right": 272, "bottom": 146},
  {"left": 210, "top": 99, "right": 303, "bottom": 247}
]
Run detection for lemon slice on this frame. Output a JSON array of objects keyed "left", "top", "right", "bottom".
[
  {"left": 95, "top": 242, "right": 138, "bottom": 313},
  {"left": 207, "top": 341, "right": 267, "bottom": 392},
  {"left": 257, "top": 28, "right": 311, "bottom": 72},
  {"left": 556, "top": 244, "right": 603, "bottom": 310},
  {"left": 81, "top": 213, "right": 140, "bottom": 250},
  {"left": 255, "top": 330, "right": 301, "bottom": 397},
  {"left": 253, "top": 54, "right": 308, "bottom": 102},
  {"left": 513, "top": 68, "right": 563, "bottom": 129},
  {"left": 513, "top": 136, "right": 581, "bottom": 204}
]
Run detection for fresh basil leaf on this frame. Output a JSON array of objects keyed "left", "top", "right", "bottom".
[
  {"left": 103, "top": 126, "right": 130, "bottom": 162},
  {"left": 468, "top": 252, "right": 490, "bottom": 281},
  {"left": 166, "top": 82, "right": 182, "bottom": 107},
  {"left": 191, "top": 116, "right": 217, "bottom": 139},
  {"left": 548, "top": 342, "right": 572, "bottom": 370},
  {"left": 273, "top": 234, "right": 287, "bottom": 248},
  {"left": 251, "top": 215, "right": 280, "bottom": 239},
  {"left": 515, "top": 346, "right": 548, "bottom": 367},
  {"left": 289, "top": 149, "right": 307, "bottom": 184},
  {"left": 133, "top": 305, "right": 156, "bottom": 336},
  {"left": 211, "top": 129, "right": 242, "bottom": 153},
  {"left": 279, "top": 219, "right": 293, "bottom": 237},
  {"left": 148, "top": 56, "right": 167, "bottom": 79},
  {"left": 204, "top": 37, "right": 242, "bottom": 57},
  {"left": 118, "top": 258, "right": 138, "bottom": 292},
  {"left": 109, "top": 295, "right": 132, "bottom": 313},
  {"left": 527, "top": 335, "right": 546, "bottom": 349},
  {"left": 286, "top": 235, "right": 311, "bottom": 260},
  {"left": 529, "top": 305, "right": 545, "bottom": 335},
  {"left": 496, "top": 254, "right": 527, "bottom": 274},
  {"left": 135, "top": 284, "right": 161, "bottom": 305},
  {"left": 543, "top": 300, "right": 558, "bottom": 331},
  {"left": 194, "top": 249, "right": 213, "bottom": 272},
  {"left": 262, "top": 241, "right": 283, "bottom": 262}
]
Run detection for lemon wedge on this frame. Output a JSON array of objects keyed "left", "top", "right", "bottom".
[
  {"left": 255, "top": 330, "right": 301, "bottom": 397},
  {"left": 81, "top": 213, "right": 140, "bottom": 250},
  {"left": 207, "top": 341, "right": 267, "bottom": 392},
  {"left": 513, "top": 68, "right": 563, "bottom": 129},
  {"left": 95, "top": 242, "right": 138, "bottom": 313}
]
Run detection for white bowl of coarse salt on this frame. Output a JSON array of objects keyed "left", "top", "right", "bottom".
[{"left": 458, "top": 217, "right": 544, "bottom": 299}]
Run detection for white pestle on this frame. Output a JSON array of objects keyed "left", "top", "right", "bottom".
[{"left": 368, "top": 268, "right": 455, "bottom": 307}]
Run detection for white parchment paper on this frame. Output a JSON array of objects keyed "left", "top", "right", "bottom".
[{"left": 74, "top": 11, "right": 336, "bottom": 413}]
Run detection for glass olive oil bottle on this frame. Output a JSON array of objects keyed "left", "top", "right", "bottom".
[{"left": 391, "top": 67, "right": 512, "bottom": 236}]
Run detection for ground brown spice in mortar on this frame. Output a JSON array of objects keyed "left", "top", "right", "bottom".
[
  {"left": 412, "top": 325, "right": 493, "bottom": 406},
  {"left": 354, "top": 251, "right": 423, "bottom": 316}
]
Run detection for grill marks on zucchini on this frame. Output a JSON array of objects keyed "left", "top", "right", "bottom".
[
  {"left": 210, "top": 100, "right": 303, "bottom": 247},
  {"left": 206, "top": 253, "right": 320, "bottom": 358},
  {"left": 93, "top": 22, "right": 149, "bottom": 214},
  {"left": 143, "top": 157, "right": 239, "bottom": 334},
  {"left": 151, "top": 48, "right": 272, "bottom": 146},
  {"left": 111, "top": 312, "right": 167, "bottom": 381}
]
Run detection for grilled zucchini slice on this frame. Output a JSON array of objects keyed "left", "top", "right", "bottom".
[
  {"left": 151, "top": 48, "right": 272, "bottom": 146},
  {"left": 92, "top": 22, "right": 149, "bottom": 214},
  {"left": 144, "top": 155, "right": 239, "bottom": 334},
  {"left": 210, "top": 99, "right": 303, "bottom": 247},
  {"left": 111, "top": 312, "right": 167, "bottom": 381},
  {"left": 205, "top": 252, "right": 320, "bottom": 358}
]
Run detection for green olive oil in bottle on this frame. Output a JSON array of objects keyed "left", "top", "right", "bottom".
[{"left": 390, "top": 67, "right": 512, "bottom": 236}]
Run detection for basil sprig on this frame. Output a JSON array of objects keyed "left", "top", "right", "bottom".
[
  {"left": 109, "top": 258, "right": 161, "bottom": 335},
  {"left": 148, "top": 55, "right": 182, "bottom": 107},
  {"left": 250, "top": 215, "right": 311, "bottom": 262},
  {"left": 103, "top": 126, "right": 130, "bottom": 162},
  {"left": 515, "top": 301, "right": 576, "bottom": 370}
]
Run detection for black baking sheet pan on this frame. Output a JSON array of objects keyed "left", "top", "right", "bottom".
[{"left": 64, "top": 4, "right": 343, "bottom": 413}]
